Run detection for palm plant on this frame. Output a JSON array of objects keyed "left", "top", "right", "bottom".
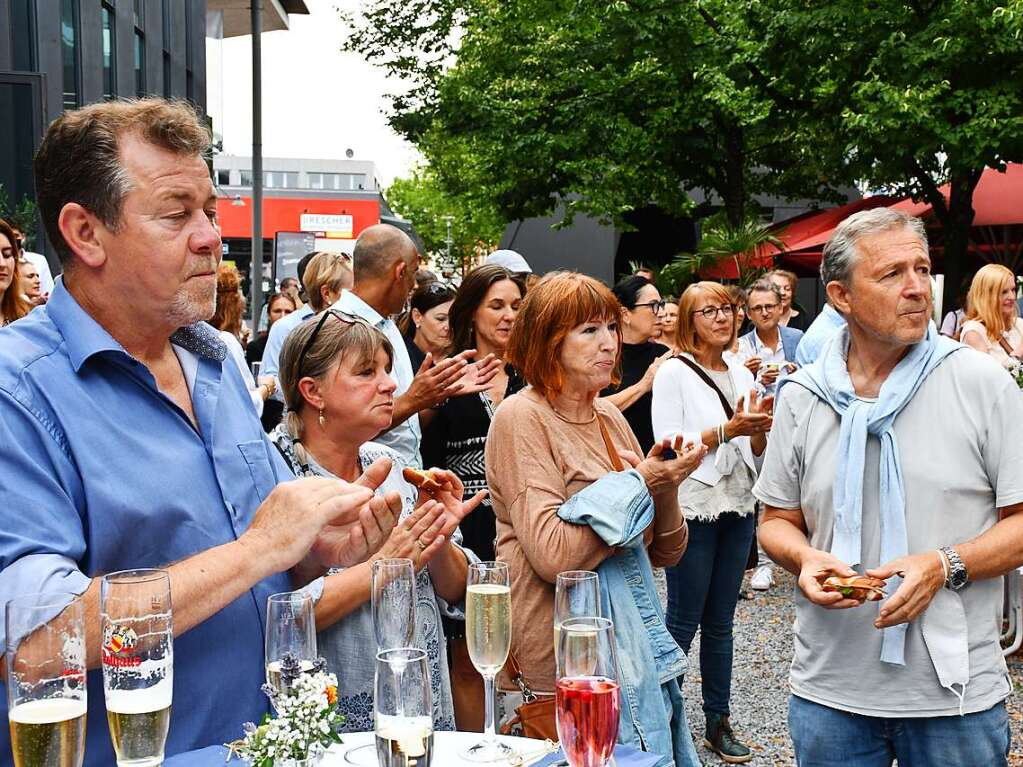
[{"left": 662, "top": 213, "right": 783, "bottom": 292}]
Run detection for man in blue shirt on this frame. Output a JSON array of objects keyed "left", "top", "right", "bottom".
[
  {"left": 0, "top": 99, "right": 402, "bottom": 765},
  {"left": 794, "top": 302, "right": 847, "bottom": 366}
]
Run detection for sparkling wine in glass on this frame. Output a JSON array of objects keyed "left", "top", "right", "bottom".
[
  {"left": 6, "top": 592, "right": 87, "bottom": 767},
  {"left": 375, "top": 648, "right": 433, "bottom": 767},
  {"left": 264, "top": 591, "right": 316, "bottom": 698},
  {"left": 101, "top": 570, "right": 174, "bottom": 767},
  {"left": 554, "top": 571, "right": 600, "bottom": 659},
  {"left": 556, "top": 617, "right": 621, "bottom": 767},
  {"left": 462, "top": 561, "right": 514, "bottom": 763}
]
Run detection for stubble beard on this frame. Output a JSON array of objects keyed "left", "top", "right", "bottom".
[{"left": 167, "top": 281, "right": 217, "bottom": 328}]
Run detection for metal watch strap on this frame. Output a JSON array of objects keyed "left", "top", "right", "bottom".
[{"left": 940, "top": 546, "right": 968, "bottom": 590}]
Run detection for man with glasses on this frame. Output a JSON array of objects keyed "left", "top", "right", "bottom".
[
  {"left": 335, "top": 224, "right": 501, "bottom": 469},
  {"left": 734, "top": 279, "right": 802, "bottom": 592}
]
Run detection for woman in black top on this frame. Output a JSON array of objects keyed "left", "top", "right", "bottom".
[
  {"left": 402, "top": 281, "right": 456, "bottom": 371},
  {"left": 601, "top": 275, "right": 672, "bottom": 453},
  {"left": 421, "top": 263, "right": 525, "bottom": 731}
]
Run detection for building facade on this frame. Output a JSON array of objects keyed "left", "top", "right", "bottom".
[{"left": 0, "top": 0, "right": 207, "bottom": 262}]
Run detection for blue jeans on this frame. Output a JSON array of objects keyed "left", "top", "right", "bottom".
[
  {"left": 789, "top": 695, "right": 1012, "bottom": 767},
  {"left": 664, "top": 511, "right": 755, "bottom": 716}
]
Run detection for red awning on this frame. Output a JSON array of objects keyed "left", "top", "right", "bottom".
[{"left": 890, "top": 164, "right": 1023, "bottom": 226}]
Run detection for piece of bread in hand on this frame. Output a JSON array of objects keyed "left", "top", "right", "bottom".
[
  {"left": 816, "top": 574, "right": 887, "bottom": 602},
  {"left": 401, "top": 467, "right": 445, "bottom": 493}
]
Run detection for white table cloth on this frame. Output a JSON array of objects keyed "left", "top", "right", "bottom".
[{"left": 324, "top": 731, "right": 552, "bottom": 766}]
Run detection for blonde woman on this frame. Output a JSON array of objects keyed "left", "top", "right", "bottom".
[{"left": 961, "top": 264, "right": 1023, "bottom": 369}]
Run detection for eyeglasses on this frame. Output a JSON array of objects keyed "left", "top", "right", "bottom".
[
  {"left": 748, "top": 303, "right": 780, "bottom": 314},
  {"left": 633, "top": 300, "right": 666, "bottom": 313},
  {"left": 692, "top": 304, "right": 736, "bottom": 320},
  {"left": 296, "top": 308, "right": 370, "bottom": 373}
]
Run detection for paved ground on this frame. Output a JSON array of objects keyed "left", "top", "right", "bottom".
[{"left": 661, "top": 568, "right": 1023, "bottom": 766}]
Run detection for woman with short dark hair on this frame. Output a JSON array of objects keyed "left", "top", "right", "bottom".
[{"left": 403, "top": 281, "right": 456, "bottom": 371}]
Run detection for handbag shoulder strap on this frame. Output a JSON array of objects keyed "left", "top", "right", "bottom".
[
  {"left": 596, "top": 413, "right": 626, "bottom": 472},
  {"left": 674, "top": 354, "right": 735, "bottom": 419}
]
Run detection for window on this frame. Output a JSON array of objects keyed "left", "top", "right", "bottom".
[
  {"left": 283, "top": 172, "right": 299, "bottom": 188},
  {"left": 162, "top": 0, "right": 171, "bottom": 97},
  {"left": 101, "top": 3, "right": 116, "bottom": 99},
  {"left": 134, "top": 31, "right": 146, "bottom": 98},
  {"left": 239, "top": 170, "right": 254, "bottom": 187},
  {"left": 216, "top": 170, "right": 231, "bottom": 186},
  {"left": 11, "top": 0, "right": 36, "bottom": 71},
  {"left": 338, "top": 173, "right": 367, "bottom": 191},
  {"left": 308, "top": 173, "right": 323, "bottom": 190},
  {"left": 61, "top": 0, "right": 80, "bottom": 109},
  {"left": 264, "top": 172, "right": 276, "bottom": 188}
]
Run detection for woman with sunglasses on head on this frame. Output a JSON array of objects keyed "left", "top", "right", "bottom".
[
  {"left": 601, "top": 275, "right": 673, "bottom": 453},
  {"left": 650, "top": 281, "right": 773, "bottom": 764},
  {"left": 419, "top": 264, "right": 525, "bottom": 730},
  {"left": 403, "top": 280, "right": 456, "bottom": 371},
  {"left": 269, "top": 310, "right": 486, "bottom": 732}
]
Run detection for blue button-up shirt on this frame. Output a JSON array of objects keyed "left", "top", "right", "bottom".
[
  {"left": 794, "top": 303, "right": 847, "bottom": 366},
  {"left": 0, "top": 281, "right": 294, "bottom": 765}
]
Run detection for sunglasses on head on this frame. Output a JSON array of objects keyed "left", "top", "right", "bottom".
[{"left": 296, "top": 308, "right": 371, "bottom": 372}]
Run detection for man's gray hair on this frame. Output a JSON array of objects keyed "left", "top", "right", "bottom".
[
  {"left": 820, "top": 208, "right": 928, "bottom": 286},
  {"left": 748, "top": 278, "right": 782, "bottom": 303}
]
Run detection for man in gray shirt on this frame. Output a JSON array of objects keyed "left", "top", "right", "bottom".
[{"left": 755, "top": 208, "right": 1023, "bottom": 767}]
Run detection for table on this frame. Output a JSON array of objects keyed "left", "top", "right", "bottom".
[{"left": 324, "top": 731, "right": 552, "bottom": 766}]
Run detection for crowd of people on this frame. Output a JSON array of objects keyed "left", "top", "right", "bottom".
[{"left": 1, "top": 96, "right": 1021, "bottom": 767}]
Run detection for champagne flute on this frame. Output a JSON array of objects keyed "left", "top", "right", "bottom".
[
  {"left": 5, "top": 592, "right": 87, "bottom": 767},
  {"left": 556, "top": 617, "right": 620, "bottom": 767},
  {"left": 462, "top": 561, "right": 514, "bottom": 763},
  {"left": 100, "top": 570, "right": 173, "bottom": 767},
  {"left": 345, "top": 559, "right": 417, "bottom": 765},
  {"left": 372, "top": 558, "right": 416, "bottom": 651},
  {"left": 374, "top": 648, "right": 433, "bottom": 767},
  {"left": 264, "top": 591, "right": 316, "bottom": 697},
  {"left": 554, "top": 571, "right": 600, "bottom": 659}
]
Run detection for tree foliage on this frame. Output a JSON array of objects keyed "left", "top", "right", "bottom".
[
  {"left": 385, "top": 164, "right": 506, "bottom": 271},
  {"left": 345, "top": 0, "right": 1023, "bottom": 303}
]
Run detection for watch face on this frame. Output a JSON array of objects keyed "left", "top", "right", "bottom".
[{"left": 950, "top": 568, "right": 968, "bottom": 589}]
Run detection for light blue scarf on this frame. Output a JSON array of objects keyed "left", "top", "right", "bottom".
[{"left": 780, "top": 321, "right": 961, "bottom": 665}]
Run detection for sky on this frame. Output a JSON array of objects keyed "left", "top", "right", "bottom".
[{"left": 212, "top": 0, "right": 421, "bottom": 188}]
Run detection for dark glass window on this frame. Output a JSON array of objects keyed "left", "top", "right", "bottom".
[
  {"left": 61, "top": 0, "right": 80, "bottom": 110},
  {"left": 101, "top": 3, "right": 115, "bottom": 99},
  {"left": 162, "top": 0, "right": 172, "bottom": 96},
  {"left": 134, "top": 32, "right": 145, "bottom": 98},
  {"left": 133, "top": 0, "right": 144, "bottom": 27},
  {"left": 11, "top": 0, "right": 37, "bottom": 71},
  {"left": 216, "top": 170, "right": 231, "bottom": 186}
]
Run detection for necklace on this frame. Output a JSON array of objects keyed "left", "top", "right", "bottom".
[{"left": 546, "top": 397, "right": 597, "bottom": 424}]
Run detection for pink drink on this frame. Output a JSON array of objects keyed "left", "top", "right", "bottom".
[{"left": 555, "top": 676, "right": 620, "bottom": 767}]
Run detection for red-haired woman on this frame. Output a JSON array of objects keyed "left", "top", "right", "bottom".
[
  {"left": 485, "top": 271, "right": 706, "bottom": 766},
  {"left": 0, "top": 219, "right": 31, "bottom": 326}
]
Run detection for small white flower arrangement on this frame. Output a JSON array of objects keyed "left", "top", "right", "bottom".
[{"left": 229, "top": 655, "right": 345, "bottom": 767}]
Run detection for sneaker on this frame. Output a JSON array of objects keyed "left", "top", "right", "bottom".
[
  {"left": 705, "top": 713, "right": 753, "bottom": 764},
  {"left": 750, "top": 565, "right": 773, "bottom": 591}
]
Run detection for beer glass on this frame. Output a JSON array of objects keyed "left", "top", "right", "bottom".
[
  {"left": 100, "top": 570, "right": 173, "bottom": 767},
  {"left": 264, "top": 591, "right": 317, "bottom": 697},
  {"left": 463, "top": 561, "right": 513, "bottom": 762},
  {"left": 554, "top": 571, "right": 600, "bottom": 660},
  {"left": 6, "top": 592, "right": 87, "bottom": 767},
  {"left": 556, "top": 617, "right": 620, "bottom": 767},
  {"left": 374, "top": 648, "right": 433, "bottom": 767}
]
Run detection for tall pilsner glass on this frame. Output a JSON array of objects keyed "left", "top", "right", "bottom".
[
  {"left": 6, "top": 592, "right": 87, "bottom": 767},
  {"left": 101, "top": 569, "right": 173, "bottom": 767},
  {"left": 374, "top": 648, "right": 433, "bottom": 767},
  {"left": 463, "top": 561, "right": 514, "bottom": 762},
  {"left": 556, "top": 617, "right": 620, "bottom": 767},
  {"left": 554, "top": 571, "right": 600, "bottom": 659},
  {"left": 265, "top": 591, "right": 317, "bottom": 697}
]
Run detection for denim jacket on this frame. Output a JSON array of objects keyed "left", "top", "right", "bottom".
[{"left": 559, "top": 469, "right": 701, "bottom": 767}]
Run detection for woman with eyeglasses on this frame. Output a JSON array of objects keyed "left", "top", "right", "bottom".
[
  {"left": 650, "top": 281, "right": 773, "bottom": 764},
  {"left": 269, "top": 310, "right": 485, "bottom": 732},
  {"left": 403, "top": 280, "right": 456, "bottom": 371},
  {"left": 601, "top": 275, "right": 674, "bottom": 453}
]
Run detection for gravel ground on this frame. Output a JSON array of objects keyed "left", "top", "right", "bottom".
[{"left": 654, "top": 567, "right": 1023, "bottom": 766}]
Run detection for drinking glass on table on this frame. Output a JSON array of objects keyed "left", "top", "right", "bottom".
[
  {"left": 556, "top": 617, "right": 620, "bottom": 767},
  {"left": 375, "top": 648, "right": 433, "bottom": 767},
  {"left": 6, "top": 592, "right": 87, "bottom": 767},
  {"left": 345, "top": 559, "right": 417, "bottom": 765},
  {"left": 463, "top": 561, "right": 514, "bottom": 762},
  {"left": 265, "top": 591, "right": 317, "bottom": 697},
  {"left": 554, "top": 571, "right": 600, "bottom": 659},
  {"left": 100, "top": 570, "right": 173, "bottom": 767}
]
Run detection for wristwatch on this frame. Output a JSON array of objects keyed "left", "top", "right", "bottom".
[{"left": 940, "top": 546, "right": 969, "bottom": 590}]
